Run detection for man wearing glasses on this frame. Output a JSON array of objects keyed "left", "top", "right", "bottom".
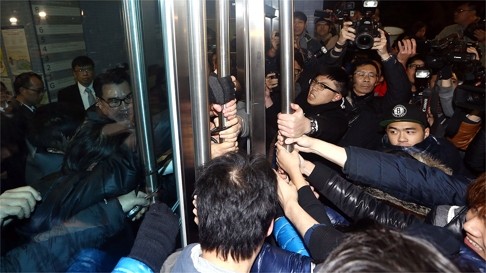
[
  {"left": 327, "top": 22, "right": 412, "bottom": 150},
  {"left": 13, "top": 72, "right": 45, "bottom": 121},
  {"left": 276, "top": 66, "right": 349, "bottom": 145},
  {"left": 87, "top": 68, "right": 171, "bottom": 156},
  {"left": 436, "top": 2, "right": 485, "bottom": 65},
  {"left": 58, "top": 56, "right": 96, "bottom": 118},
  {"left": 6, "top": 72, "right": 46, "bottom": 188}
]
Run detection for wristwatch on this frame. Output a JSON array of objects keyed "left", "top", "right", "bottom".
[{"left": 308, "top": 118, "right": 318, "bottom": 135}]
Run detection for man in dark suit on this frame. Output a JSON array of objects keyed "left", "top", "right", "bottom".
[
  {"left": 3, "top": 72, "right": 46, "bottom": 189},
  {"left": 13, "top": 72, "right": 45, "bottom": 123},
  {"left": 57, "top": 56, "right": 96, "bottom": 117}
]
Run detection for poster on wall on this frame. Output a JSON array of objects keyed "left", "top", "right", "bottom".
[{"left": 1, "top": 27, "right": 32, "bottom": 75}]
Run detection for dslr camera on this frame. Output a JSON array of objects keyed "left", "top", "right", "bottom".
[{"left": 335, "top": 0, "right": 381, "bottom": 50}]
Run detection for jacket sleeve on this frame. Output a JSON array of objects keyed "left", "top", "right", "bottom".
[
  {"left": 250, "top": 242, "right": 312, "bottom": 273},
  {"left": 343, "top": 146, "right": 469, "bottom": 207},
  {"left": 25, "top": 150, "right": 140, "bottom": 234},
  {"left": 437, "top": 83, "right": 455, "bottom": 117},
  {"left": 307, "top": 162, "right": 423, "bottom": 229},
  {"left": 273, "top": 217, "right": 310, "bottom": 257},
  {"left": 112, "top": 257, "right": 154, "bottom": 273},
  {"left": 1, "top": 199, "right": 125, "bottom": 272},
  {"left": 381, "top": 56, "right": 412, "bottom": 111},
  {"left": 303, "top": 224, "right": 345, "bottom": 263},
  {"left": 297, "top": 186, "right": 332, "bottom": 225}
]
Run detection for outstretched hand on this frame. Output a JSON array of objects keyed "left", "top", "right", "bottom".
[
  {"left": 396, "top": 38, "right": 417, "bottom": 65},
  {"left": 372, "top": 29, "right": 389, "bottom": 58},
  {"left": 0, "top": 186, "right": 42, "bottom": 227},
  {"left": 277, "top": 134, "right": 316, "bottom": 154},
  {"left": 337, "top": 21, "right": 355, "bottom": 45}
]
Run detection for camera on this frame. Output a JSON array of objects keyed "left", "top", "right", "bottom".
[
  {"left": 415, "top": 68, "right": 431, "bottom": 92},
  {"left": 425, "top": 34, "right": 478, "bottom": 70},
  {"left": 352, "top": 16, "right": 381, "bottom": 50},
  {"left": 334, "top": 1, "right": 381, "bottom": 50},
  {"left": 421, "top": 34, "right": 484, "bottom": 87}
]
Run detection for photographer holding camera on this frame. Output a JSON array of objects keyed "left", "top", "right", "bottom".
[
  {"left": 327, "top": 16, "right": 412, "bottom": 149},
  {"left": 436, "top": 2, "right": 485, "bottom": 66}
]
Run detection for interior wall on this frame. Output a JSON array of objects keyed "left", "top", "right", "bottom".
[{"left": 79, "top": 0, "right": 128, "bottom": 73}]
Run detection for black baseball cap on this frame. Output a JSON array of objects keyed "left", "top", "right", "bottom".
[{"left": 380, "top": 104, "right": 428, "bottom": 127}]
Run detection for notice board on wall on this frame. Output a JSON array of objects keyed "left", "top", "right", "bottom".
[{"left": 30, "top": 1, "right": 87, "bottom": 101}]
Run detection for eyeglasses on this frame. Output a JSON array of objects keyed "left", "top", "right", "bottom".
[
  {"left": 24, "top": 87, "right": 46, "bottom": 94},
  {"left": 408, "top": 63, "right": 424, "bottom": 69},
  {"left": 310, "top": 79, "right": 339, "bottom": 93},
  {"left": 354, "top": 71, "right": 377, "bottom": 79},
  {"left": 100, "top": 93, "right": 133, "bottom": 108},
  {"left": 74, "top": 67, "right": 94, "bottom": 73},
  {"left": 454, "top": 9, "right": 474, "bottom": 13}
]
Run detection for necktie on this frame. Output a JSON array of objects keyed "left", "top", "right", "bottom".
[{"left": 85, "top": 87, "right": 96, "bottom": 107}]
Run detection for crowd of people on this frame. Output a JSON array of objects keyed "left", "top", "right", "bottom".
[{"left": 0, "top": 1, "right": 485, "bottom": 272}]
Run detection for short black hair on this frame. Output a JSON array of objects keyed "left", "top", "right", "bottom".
[
  {"left": 13, "top": 72, "right": 43, "bottom": 95},
  {"left": 314, "top": 66, "right": 349, "bottom": 96},
  {"left": 351, "top": 58, "right": 380, "bottom": 75},
  {"left": 294, "top": 11, "right": 307, "bottom": 22},
  {"left": 316, "top": 227, "right": 460, "bottom": 272},
  {"left": 195, "top": 152, "right": 278, "bottom": 262},
  {"left": 62, "top": 120, "right": 131, "bottom": 173},
  {"left": 93, "top": 68, "right": 131, "bottom": 98},
  {"left": 463, "top": 1, "right": 485, "bottom": 16},
  {"left": 27, "top": 102, "right": 84, "bottom": 152},
  {"left": 71, "top": 56, "right": 95, "bottom": 70},
  {"left": 405, "top": 54, "right": 426, "bottom": 68}
]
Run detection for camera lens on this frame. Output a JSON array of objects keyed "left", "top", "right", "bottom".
[{"left": 355, "top": 33, "right": 374, "bottom": 50}]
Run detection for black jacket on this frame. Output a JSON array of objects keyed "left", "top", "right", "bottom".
[
  {"left": 17, "top": 148, "right": 141, "bottom": 237},
  {"left": 57, "top": 84, "right": 87, "bottom": 120},
  {"left": 307, "top": 162, "right": 422, "bottom": 229},
  {"left": 339, "top": 56, "right": 412, "bottom": 149},
  {"left": 343, "top": 146, "right": 470, "bottom": 207},
  {"left": 1, "top": 199, "right": 125, "bottom": 272}
]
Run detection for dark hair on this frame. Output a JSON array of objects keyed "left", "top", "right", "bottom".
[
  {"left": 315, "top": 66, "right": 349, "bottom": 96},
  {"left": 71, "top": 56, "right": 95, "bottom": 70},
  {"left": 467, "top": 173, "right": 486, "bottom": 220},
  {"left": 93, "top": 69, "right": 131, "bottom": 98},
  {"left": 294, "top": 11, "right": 307, "bottom": 23},
  {"left": 62, "top": 121, "right": 130, "bottom": 173},
  {"left": 27, "top": 102, "right": 84, "bottom": 152},
  {"left": 351, "top": 58, "right": 380, "bottom": 75},
  {"left": 463, "top": 2, "right": 485, "bottom": 17},
  {"left": 406, "top": 54, "right": 426, "bottom": 68},
  {"left": 410, "top": 21, "right": 427, "bottom": 37},
  {"left": 13, "top": 72, "right": 43, "bottom": 95},
  {"left": 316, "top": 228, "right": 460, "bottom": 272},
  {"left": 195, "top": 152, "right": 278, "bottom": 262}
]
